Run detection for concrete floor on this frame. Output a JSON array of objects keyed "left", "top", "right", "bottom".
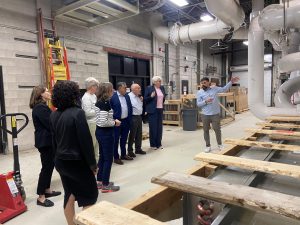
[{"left": 0, "top": 112, "right": 260, "bottom": 225}]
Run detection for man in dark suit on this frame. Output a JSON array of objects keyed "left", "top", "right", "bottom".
[
  {"left": 144, "top": 76, "right": 166, "bottom": 150},
  {"left": 110, "top": 82, "right": 133, "bottom": 165}
]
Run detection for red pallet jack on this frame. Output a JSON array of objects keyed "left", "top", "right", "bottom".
[{"left": 0, "top": 113, "right": 29, "bottom": 223}]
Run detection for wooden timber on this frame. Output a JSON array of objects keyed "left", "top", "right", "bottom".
[
  {"left": 266, "top": 116, "right": 300, "bottom": 122},
  {"left": 257, "top": 122, "right": 300, "bottom": 129},
  {"left": 151, "top": 172, "right": 300, "bottom": 221},
  {"left": 245, "top": 128, "right": 300, "bottom": 137},
  {"left": 74, "top": 201, "right": 166, "bottom": 225},
  {"left": 224, "top": 138, "right": 300, "bottom": 151},
  {"left": 195, "top": 153, "right": 300, "bottom": 179}
]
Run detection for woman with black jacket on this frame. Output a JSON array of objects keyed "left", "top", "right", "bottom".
[
  {"left": 29, "top": 86, "right": 61, "bottom": 207},
  {"left": 50, "top": 81, "right": 98, "bottom": 225}
]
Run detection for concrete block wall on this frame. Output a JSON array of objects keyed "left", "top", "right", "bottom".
[
  {"left": 0, "top": 0, "right": 41, "bottom": 150},
  {"left": 0, "top": 0, "right": 223, "bottom": 151}
]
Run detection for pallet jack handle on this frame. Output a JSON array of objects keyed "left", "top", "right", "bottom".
[
  {"left": 0, "top": 113, "right": 29, "bottom": 195},
  {"left": 0, "top": 113, "right": 29, "bottom": 135}
]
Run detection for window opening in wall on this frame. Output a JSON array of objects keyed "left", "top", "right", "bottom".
[
  {"left": 108, "top": 53, "right": 151, "bottom": 95},
  {"left": 0, "top": 66, "right": 8, "bottom": 154}
]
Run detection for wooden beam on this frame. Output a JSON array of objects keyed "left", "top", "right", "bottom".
[
  {"left": 194, "top": 153, "right": 300, "bottom": 179},
  {"left": 245, "top": 128, "right": 300, "bottom": 137},
  {"left": 218, "top": 102, "right": 235, "bottom": 118},
  {"left": 266, "top": 116, "right": 300, "bottom": 122},
  {"left": 75, "top": 201, "right": 166, "bottom": 225},
  {"left": 151, "top": 172, "right": 300, "bottom": 220},
  {"left": 269, "top": 135, "right": 300, "bottom": 141},
  {"left": 224, "top": 138, "right": 300, "bottom": 151},
  {"left": 257, "top": 122, "right": 300, "bottom": 129}
]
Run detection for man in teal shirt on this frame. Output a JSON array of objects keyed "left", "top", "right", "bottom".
[{"left": 197, "top": 76, "right": 239, "bottom": 152}]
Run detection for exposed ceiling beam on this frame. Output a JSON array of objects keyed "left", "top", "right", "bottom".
[
  {"left": 55, "top": 0, "right": 99, "bottom": 16},
  {"left": 104, "top": 0, "right": 139, "bottom": 13}
]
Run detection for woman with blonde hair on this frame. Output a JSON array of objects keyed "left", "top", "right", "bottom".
[
  {"left": 144, "top": 76, "right": 166, "bottom": 150},
  {"left": 29, "top": 85, "right": 61, "bottom": 207}
]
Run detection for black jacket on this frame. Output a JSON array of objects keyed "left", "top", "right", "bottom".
[
  {"left": 32, "top": 103, "right": 52, "bottom": 149},
  {"left": 144, "top": 85, "right": 166, "bottom": 114},
  {"left": 50, "top": 106, "right": 97, "bottom": 170}
]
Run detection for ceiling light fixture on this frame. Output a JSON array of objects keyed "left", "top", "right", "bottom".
[
  {"left": 169, "top": 0, "right": 189, "bottom": 7},
  {"left": 200, "top": 14, "right": 213, "bottom": 22},
  {"left": 243, "top": 40, "right": 249, "bottom": 46}
]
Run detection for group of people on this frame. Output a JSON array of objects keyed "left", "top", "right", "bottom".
[{"left": 29, "top": 75, "right": 166, "bottom": 225}]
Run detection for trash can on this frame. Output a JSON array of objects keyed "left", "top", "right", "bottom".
[{"left": 182, "top": 109, "right": 198, "bottom": 131}]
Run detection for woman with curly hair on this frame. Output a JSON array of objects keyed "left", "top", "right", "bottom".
[
  {"left": 50, "top": 81, "right": 98, "bottom": 225},
  {"left": 29, "top": 86, "right": 61, "bottom": 207}
]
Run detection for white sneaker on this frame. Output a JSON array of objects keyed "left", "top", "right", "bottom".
[
  {"left": 204, "top": 147, "right": 211, "bottom": 153},
  {"left": 218, "top": 144, "right": 225, "bottom": 150}
]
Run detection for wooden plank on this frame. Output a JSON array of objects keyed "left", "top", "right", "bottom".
[
  {"left": 75, "top": 201, "right": 166, "bottom": 225},
  {"left": 245, "top": 128, "right": 300, "bottom": 137},
  {"left": 217, "top": 92, "right": 234, "bottom": 97},
  {"left": 194, "top": 153, "right": 300, "bottom": 179},
  {"left": 257, "top": 122, "right": 300, "bottom": 129},
  {"left": 224, "top": 138, "right": 300, "bottom": 151},
  {"left": 218, "top": 102, "right": 235, "bottom": 118},
  {"left": 269, "top": 135, "right": 300, "bottom": 141},
  {"left": 151, "top": 172, "right": 300, "bottom": 220},
  {"left": 266, "top": 116, "right": 300, "bottom": 122}
]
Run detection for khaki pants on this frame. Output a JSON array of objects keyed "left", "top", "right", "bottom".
[
  {"left": 201, "top": 114, "right": 222, "bottom": 147},
  {"left": 88, "top": 122, "right": 99, "bottom": 163}
]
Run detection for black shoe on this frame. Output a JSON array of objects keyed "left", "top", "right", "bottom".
[
  {"left": 37, "top": 199, "right": 54, "bottom": 207},
  {"left": 114, "top": 159, "right": 124, "bottom": 165},
  {"left": 128, "top": 152, "right": 136, "bottom": 158},
  {"left": 121, "top": 155, "right": 133, "bottom": 160},
  {"left": 135, "top": 150, "right": 146, "bottom": 155},
  {"left": 45, "top": 191, "right": 61, "bottom": 198}
]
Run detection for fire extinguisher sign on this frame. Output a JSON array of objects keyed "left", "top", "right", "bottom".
[{"left": 6, "top": 178, "right": 19, "bottom": 195}]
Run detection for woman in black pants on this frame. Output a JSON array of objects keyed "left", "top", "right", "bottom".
[
  {"left": 95, "top": 82, "right": 120, "bottom": 193},
  {"left": 29, "top": 86, "right": 61, "bottom": 207},
  {"left": 50, "top": 81, "right": 98, "bottom": 225}
]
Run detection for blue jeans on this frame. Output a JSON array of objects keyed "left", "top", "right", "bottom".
[{"left": 96, "top": 127, "right": 114, "bottom": 186}]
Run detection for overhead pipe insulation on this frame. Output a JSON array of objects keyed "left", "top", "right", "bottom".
[
  {"left": 248, "top": 15, "right": 300, "bottom": 119},
  {"left": 149, "top": 0, "right": 246, "bottom": 45},
  {"left": 204, "top": 0, "right": 245, "bottom": 30}
]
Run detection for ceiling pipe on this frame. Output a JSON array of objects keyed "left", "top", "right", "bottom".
[
  {"left": 274, "top": 76, "right": 300, "bottom": 108},
  {"left": 149, "top": 13, "right": 229, "bottom": 45},
  {"left": 204, "top": 0, "right": 245, "bottom": 31},
  {"left": 248, "top": 15, "right": 300, "bottom": 120},
  {"left": 258, "top": 4, "right": 300, "bottom": 32},
  {"left": 278, "top": 51, "right": 300, "bottom": 73}
]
